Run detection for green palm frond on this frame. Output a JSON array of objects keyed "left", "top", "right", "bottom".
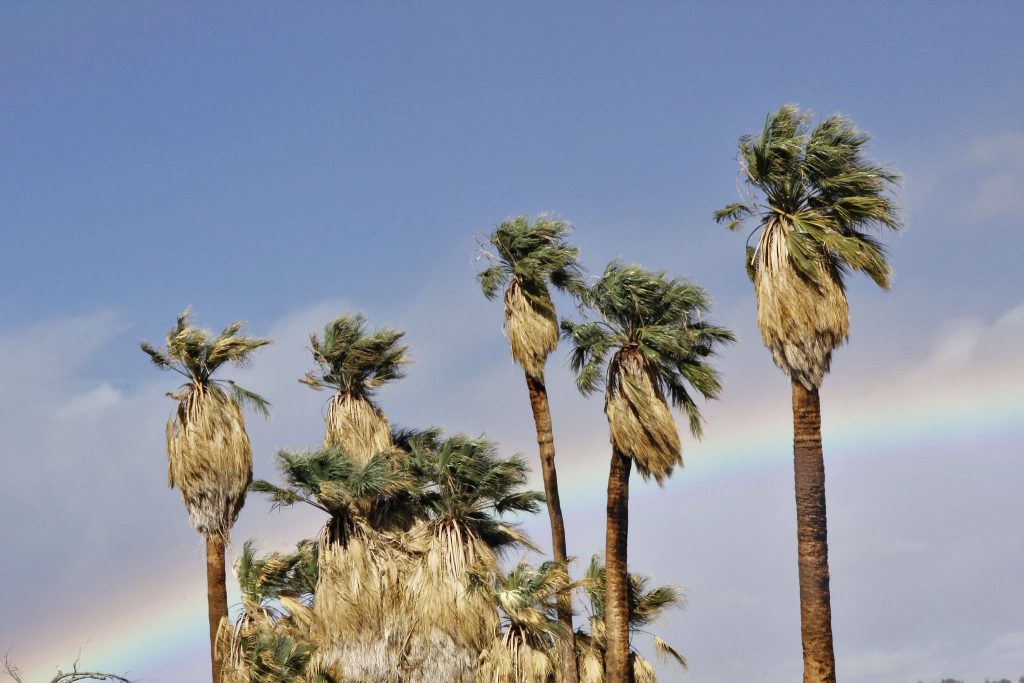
[
  {"left": 140, "top": 309, "right": 272, "bottom": 415},
  {"left": 409, "top": 434, "right": 541, "bottom": 554},
  {"left": 717, "top": 104, "right": 902, "bottom": 288},
  {"left": 563, "top": 262, "right": 735, "bottom": 437},
  {"left": 300, "top": 314, "right": 409, "bottom": 397},
  {"left": 477, "top": 215, "right": 587, "bottom": 302}
]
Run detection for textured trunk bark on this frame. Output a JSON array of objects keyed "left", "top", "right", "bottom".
[
  {"left": 792, "top": 381, "right": 837, "bottom": 683},
  {"left": 206, "top": 534, "right": 228, "bottom": 683},
  {"left": 525, "top": 371, "right": 578, "bottom": 683},
  {"left": 604, "top": 448, "right": 633, "bottom": 683}
]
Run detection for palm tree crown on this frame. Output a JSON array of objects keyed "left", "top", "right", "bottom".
[
  {"left": 300, "top": 314, "right": 409, "bottom": 461},
  {"left": 715, "top": 104, "right": 902, "bottom": 387},
  {"left": 561, "top": 262, "right": 736, "bottom": 483},
  {"left": 141, "top": 309, "right": 272, "bottom": 537},
  {"left": 478, "top": 215, "right": 586, "bottom": 378},
  {"left": 576, "top": 557, "right": 687, "bottom": 683}
]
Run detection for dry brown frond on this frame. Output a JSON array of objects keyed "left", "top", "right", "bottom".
[
  {"left": 324, "top": 393, "right": 392, "bottom": 463},
  {"left": 754, "top": 220, "right": 849, "bottom": 389},
  {"left": 478, "top": 626, "right": 557, "bottom": 683},
  {"left": 504, "top": 277, "right": 559, "bottom": 379},
  {"left": 606, "top": 353, "right": 681, "bottom": 485},
  {"left": 166, "top": 384, "right": 253, "bottom": 538}
]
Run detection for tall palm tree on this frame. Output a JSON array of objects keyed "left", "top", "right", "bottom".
[
  {"left": 561, "top": 263, "right": 734, "bottom": 683},
  {"left": 300, "top": 314, "right": 409, "bottom": 463},
  {"left": 141, "top": 310, "right": 272, "bottom": 683},
  {"left": 715, "top": 104, "right": 902, "bottom": 683},
  {"left": 478, "top": 215, "right": 586, "bottom": 682},
  {"left": 575, "top": 557, "right": 687, "bottom": 683}
]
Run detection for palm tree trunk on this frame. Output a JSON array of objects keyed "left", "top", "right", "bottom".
[
  {"left": 206, "top": 534, "right": 228, "bottom": 683},
  {"left": 792, "top": 381, "right": 836, "bottom": 683},
  {"left": 525, "top": 371, "right": 578, "bottom": 683},
  {"left": 604, "top": 448, "right": 633, "bottom": 683}
]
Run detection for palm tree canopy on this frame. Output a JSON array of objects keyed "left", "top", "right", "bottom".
[
  {"left": 299, "top": 314, "right": 409, "bottom": 399},
  {"left": 579, "top": 556, "right": 688, "bottom": 675},
  {"left": 478, "top": 215, "right": 587, "bottom": 306},
  {"left": 252, "top": 444, "right": 420, "bottom": 531},
  {"left": 715, "top": 103, "right": 902, "bottom": 290},
  {"left": 478, "top": 215, "right": 586, "bottom": 378},
  {"left": 236, "top": 540, "right": 319, "bottom": 609},
  {"left": 140, "top": 309, "right": 272, "bottom": 417},
  {"left": 561, "top": 261, "right": 735, "bottom": 442},
  {"left": 407, "top": 434, "right": 545, "bottom": 555}
]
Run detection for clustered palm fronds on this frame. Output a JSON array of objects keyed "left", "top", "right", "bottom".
[
  {"left": 300, "top": 314, "right": 409, "bottom": 461},
  {"left": 715, "top": 104, "right": 901, "bottom": 388},
  {"left": 478, "top": 216, "right": 586, "bottom": 379},
  {"left": 562, "top": 262, "right": 736, "bottom": 483},
  {"left": 140, "top": 309, "right": 272, "bottom": 538},
  {"left": 574, "top": 558, "right": 687, "bottom": 683}
]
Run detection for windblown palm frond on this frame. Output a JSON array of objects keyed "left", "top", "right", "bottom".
[
  {"left": 575, "top": 557, "right": 687, "bottom": 683},
  {"left": 141, "top": 309, "right": 272, "bottom": 538},
  {"left": 300, "top": 314, "right": 409, "bottom": 461},
  {"left": 561, "top": 262, "right": 735, "bottom": 483},
  {"left": 716, "top": 104, "right": 902, "bottom": 387},
  {"left": 478, "top": 215, "right": 586, "bottom": 378}
]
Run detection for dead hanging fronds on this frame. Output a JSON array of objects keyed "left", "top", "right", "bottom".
[
  {"left": 754, "top": 220, "right": 849, "bottom": 389},
  {"left": 166, "top": 384, "right": 253, "bottom": 538},
  {"left": 504, "top": 277, "right": 559, "bottom": 379},
  {"left": 605, "top": 352, "right": 681, "bottom": 485},
  {"left": 324, "top": 393, "right": 392, "bottom": 463}
]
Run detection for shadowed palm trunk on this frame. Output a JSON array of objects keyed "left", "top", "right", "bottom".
[
  {"left": 525, "top": 371, "right": 578, "bottom": 683},
  {"left": 792, "top": 381, "right": 836, "bottom": 683},
  {"left": 604, "top": 448, "right": 632, "bottom": 683},
  {"left": 206, "top": 535, "right": 228, "bottom": 683}
]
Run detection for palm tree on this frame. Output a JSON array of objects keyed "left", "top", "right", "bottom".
[
  {"left": 219, "top": 541, "right": 334, "bottom": 683},
  {"left": 141, "top": 310, "right": 271, "bottom": 683},
  {"left": 253, "top": 444, "right": 421, "bottom": 682},
  {"left": 561, "top": 263, "right": 734, "bottom": 683},
  {"left": 475, "top": 560, "right": 573, "bottom": 683},
  {"left": 404, "top": 433, "right": 546, "bottom": 683},
  {"left": 478, "top": 215, "right": 586, "bottom": 682},
  {"left": 716, "top": 104, "right": 901, "bottom": 683},
  {"left": 300, "top": 314, "right": 409, "bottom": 463},
  {"left": 574, "top": 557, "right": 687, "bottom": 683}
]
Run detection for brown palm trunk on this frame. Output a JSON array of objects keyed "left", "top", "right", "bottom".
[
  {"left": 792, "top": 381, "right": 836, "bottom": 683},
  {"left": 206, "top": 534, "right": 228, "bottom": 683},
  {"left": 525, "top": 371, "right": 578, "bottom": 683},
  {"left": 604, "top": 448, "right": 633, "bottom": 683}
]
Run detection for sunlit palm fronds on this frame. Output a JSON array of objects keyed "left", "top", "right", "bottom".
[
  {"left": 716, "top": 104, "right": 901, "bottom": 387},
  {"left": 478, "top": 215, "right": 586, "bottom": 378},
  {"left": 561, "top": 262, "right": 736, "bottom": 483}
]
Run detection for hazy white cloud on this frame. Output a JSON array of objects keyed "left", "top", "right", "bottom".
[
  {"left": 967, "top": 132, "right": 1024, "bottom": 167},
  {"left": 968, "top": 172, "right": 1024, "bottom": 223}
]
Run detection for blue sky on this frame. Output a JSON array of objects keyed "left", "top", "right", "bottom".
[{"left": 2, "top": 3, "right": 1023, "bottom": 682}]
